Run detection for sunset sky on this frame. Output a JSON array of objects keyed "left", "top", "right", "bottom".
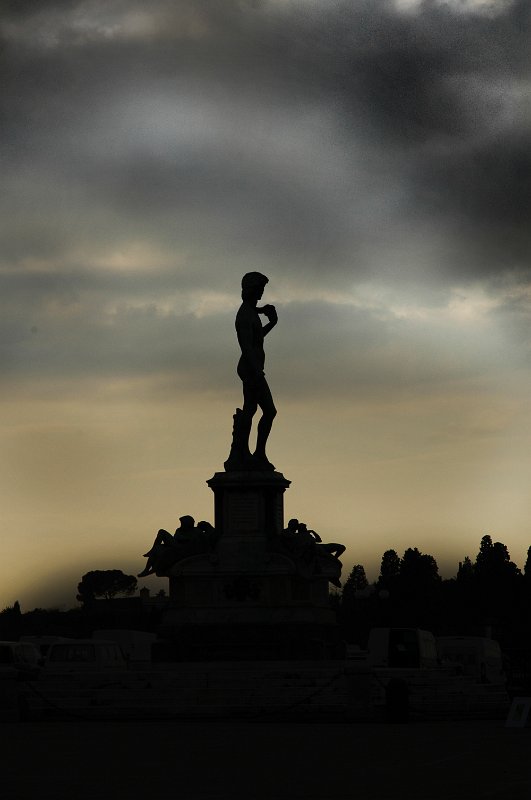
[{"left": 2, "top": 0, "right": 530, "bottom": 610}]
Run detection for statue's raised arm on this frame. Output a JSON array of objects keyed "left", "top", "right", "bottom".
[{"left": 225, "top": 272, "right": 277, "bottom": 472}]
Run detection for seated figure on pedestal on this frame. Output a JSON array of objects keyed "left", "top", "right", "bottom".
[
  {"left": 316, "top": 540, "right": 346, "bottom": 560},
  {"left": 280, "top": 518, "right": 317, "bottom": 558},
  {"left": 285, "top": 520, "right": 319, "bottom": 578},
  {"left": 274, "top": 518, "right": 345, "bottom": 586},
  {"left": 138, "top": 516, "right": 218, "bottom": 577}
]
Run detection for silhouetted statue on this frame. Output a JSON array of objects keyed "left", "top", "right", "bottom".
[
  {"left": 138, "top": 516, "right": 219, "bottom": 577},
  {"left": 274, "top": 518, "right": 344, "bottom": 586},
  {"left": 298, "top": 522, "right": 322, "bottom": 544},
  {"left": 283, "top": 518, "right": 300, "bottom": 540},
  {"left": 225, "top": 272, "right": 278, "bottom": 471},
  {"left": 317, "top": 541, "right": 346, "bottom": 560}
]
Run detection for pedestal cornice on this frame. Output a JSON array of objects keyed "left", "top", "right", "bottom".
[{"left": 207, "top": 470, "right": 291, "bottom": 491}]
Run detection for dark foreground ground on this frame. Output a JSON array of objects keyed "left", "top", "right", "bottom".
[{"left": 2, "top": 719, "right": 530, "bottom": 800}]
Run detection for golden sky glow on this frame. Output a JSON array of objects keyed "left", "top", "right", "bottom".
[{"left": 1, "top": 0, "right": 530, "bottom": 609}]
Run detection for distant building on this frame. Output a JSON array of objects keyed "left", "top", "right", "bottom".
[{"left": 85, "top": 588, "right": 168, "bottom": 631}]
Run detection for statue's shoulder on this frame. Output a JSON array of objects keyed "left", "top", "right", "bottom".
[{"left": 235, "top": 303, "right": 258, "bottom": 327}]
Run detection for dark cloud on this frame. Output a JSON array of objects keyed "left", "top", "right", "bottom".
[
  {"left": 413, "top": 130, "right": 531, "bottom": 276},
  {"left": 0, "top": 265, "right": 230, "bottom": 380},
  {"left": 0, "top": 262, "right": 507, "bottom": 408},
  {"left": 1, "top": 0, "right": 529, "bottom": 306},
  {"left": 1, "top": 0, "right": 74, "bottom": 16}
]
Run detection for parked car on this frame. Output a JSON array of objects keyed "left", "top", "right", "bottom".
[
  {"left": 44, "top": 639, "right": 127, "bottom": 673},
  {"left": 436, "top": 636, "right": 506, "bottom": 684},
  {"left": 0, "top": 641, "right": 42, "bottom": 678},
  {"left": 92, "top": 629, "right": 156, "bottom": 663},
  {"left": 20, "top": 635, "right": 71, "bottom": 658}
]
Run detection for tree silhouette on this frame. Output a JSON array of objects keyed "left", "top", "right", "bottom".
[
  {"left": 475, "top": 534, "right": 494, "bottom": 574},
  {"left": 0, "top": 601, "right": 22, "bottom": 638},
  {"left": 378, "top": 549, "right": 401, "bottom": 590},
  {"left": 445, "top": 556, "right": 478, "bottom": 633},
  {"left": 396, "top": 547, "right": 441, "bottom": 626},
  {"left": 345, "top": 564, "right": 369, "bottom": 592},
  {"left": 521, "top": 546, "right": 531, "bottom": 634},
  {"left": 524, "top": 547, "right": 531, "bottom": 580},
  {"left": 475, "top": 535, "right": 520, "bottom": 595},
  {"left": 399, "top": 547, "right": 440, "bottom": 585},
  {"left": 77, "top": 570, "right": 137, "bottom": 604},
  {"left": 337, "top": 564, "right": 372, "bottom": 641},
  {"left": 475, "top": 535, "right": 519, "bottom": 581},
  {"left": 456, "top": 556, "right": 474, "bottom": 584}
]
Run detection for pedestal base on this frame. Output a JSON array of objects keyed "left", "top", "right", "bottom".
[
  {"left": 156, "top": 620, "right": 346, "bottom": 661},
  {"left": 157, "top": 469, "right": 344, "bottom": 660}
]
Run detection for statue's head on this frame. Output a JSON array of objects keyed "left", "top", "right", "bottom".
[
  {"left": 287, "top": 518, "right": 299, "bottom": 532},
  {"left": 241, "top": 271, "right": 268, "bottom": 302},
  {"left": 179, "top": 515, "right": 195, "bottom": 529}
]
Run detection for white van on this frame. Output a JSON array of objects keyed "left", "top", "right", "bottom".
[
  {"left": 367, "top": 628, "right": 439, "bottom": 669},
  {"left": 92, "top": 629, "right": 156, "bottom": 663},
  {"left": 20, "top": 635, "right": 71, "bottom": 658},
  {"left": 44, "top": 639, "right": 127, "bottom": 673},
  {"left": 436, "top": 636, "right": 505, "bottom": 684}
]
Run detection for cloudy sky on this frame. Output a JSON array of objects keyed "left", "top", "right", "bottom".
[{"left": 2, "top": 0, "right": 530, "bottom": 609}]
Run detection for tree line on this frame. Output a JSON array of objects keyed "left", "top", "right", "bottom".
[
  {"left": 337, "top": 534, "right": 531, "bottom": 652},
  {"left": 0, "top": 570, "right": 151, "bottom": 640},
  {"left": 2, "top": 535, "right": 531, "bottom": 656}
]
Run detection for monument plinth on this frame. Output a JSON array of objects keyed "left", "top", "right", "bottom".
[
  {"left": 158, "top": 467, "right": 343, "bottom": 659},
  {"left": 208, "top": 470, "right": 289, "bottom": 560},
  {"left": 140, "top": 273, "right": 345, "bottom": 659}
]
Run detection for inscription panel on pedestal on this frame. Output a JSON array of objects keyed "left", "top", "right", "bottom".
[{"left": 225, "top": 491, "right": 261, "bottom": 534}]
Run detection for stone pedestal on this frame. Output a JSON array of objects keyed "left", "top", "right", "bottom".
[
  {"left": 159, "top": 471, "right": 344, "bottom": 660},
  {"left": 208, "top": 471, "right": 289, "bottom": 567}
]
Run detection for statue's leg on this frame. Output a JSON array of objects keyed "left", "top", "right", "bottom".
[
  {"left": 138, "top": 540, "right": 172, "bottom": 577},
  {"left": 322, "top": 543, "right": 346, "bottom": 559},
  {"left": 240, "top": 383, "right": 258, "bottom": 457},
  {"left": 143, "top": 529, "right": 172, "bottom": 556},
  {"left": 331, "top": 544, "right": 346, "bottom": 559},
  {"left": 255, "top": 377, "right": 276, "bottom": 464},
  {"left": 158, "top": 529, "right": 174, "bottom": 546}
]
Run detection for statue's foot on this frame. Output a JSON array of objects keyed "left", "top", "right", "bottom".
[
  {"left": 251, "top": 453, "right": 275, "bottom": 471},
  {"left": 224, "top": 448, "right": 254, "bottom": 472},
  {"left": 137, "top": 568, "right": 153, "bottom": 578}
]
